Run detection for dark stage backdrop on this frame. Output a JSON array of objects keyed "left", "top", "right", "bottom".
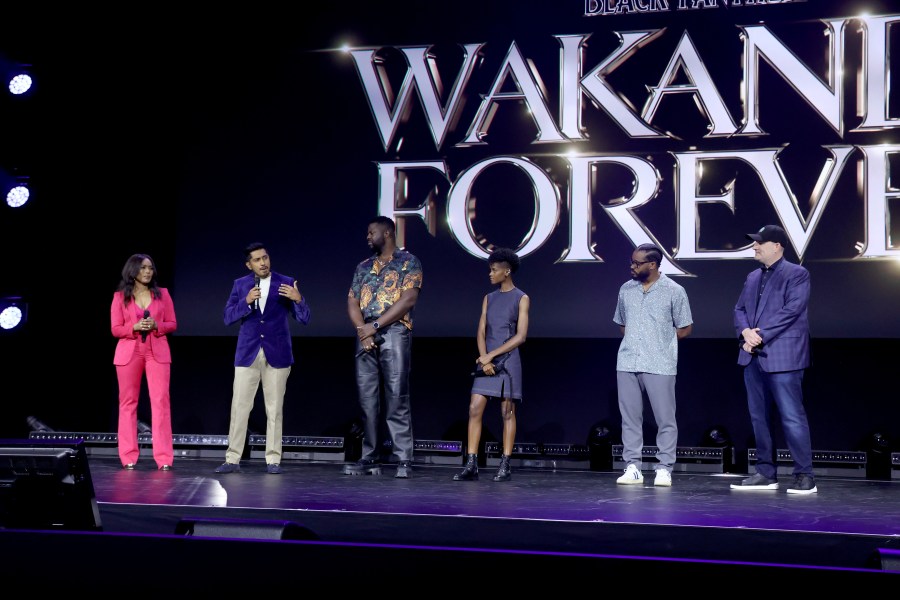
[
  {"left": 0, "top": 2, "right": 897, "bottom": 454},
  {"left": 167, "top": 1, "right": 900, "bottom": 339}
]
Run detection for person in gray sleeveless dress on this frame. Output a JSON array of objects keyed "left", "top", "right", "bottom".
[{"left": 453, "top": 248, "right": 530, "bottom": 482}]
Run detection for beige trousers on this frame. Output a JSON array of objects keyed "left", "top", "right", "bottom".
[{"left": 224, "top": 348, "right": 291, "bottom": 465}]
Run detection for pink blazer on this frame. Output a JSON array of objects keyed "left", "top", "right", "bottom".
[{"left": 111, "top": 288, "right": 177, "bottom": 365}]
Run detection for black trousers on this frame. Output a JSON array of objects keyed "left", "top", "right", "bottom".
[{"left": 355, "top": 322, "right": 414, "bottom": 462}]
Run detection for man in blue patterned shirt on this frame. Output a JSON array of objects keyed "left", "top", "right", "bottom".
[{"left": 613, "top": 243, "right": 693, "bottom": 487}]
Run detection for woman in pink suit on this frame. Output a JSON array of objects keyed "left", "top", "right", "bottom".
[{"left": 110, "top": 254, "right": 177, "bottom": 470}]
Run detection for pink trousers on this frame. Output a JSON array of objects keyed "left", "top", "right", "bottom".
[{"left": 115, "top": 341, "right": 173, "bottom": 468}]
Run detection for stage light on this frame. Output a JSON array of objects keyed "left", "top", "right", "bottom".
[
  {"left": 1, "top": 57, "right": 33, "bottom": 96},
  {"left": 1, "top": 172, "right": 30, "bottom": 208},
  {"left": 0, "top": 56, "right": 33, "bottom": 96},
  {"left": 587, "top": 421, "right": 617, "bottom": 471},
  {"left": 343, "top": 418, "right": 365, "bottom": 462},
  {"left": 863, "top": 431, "right": 892, "bottom": 481},
  {"left": 699, "top": 425, "right": 737, "bottom": 472},
  {"left": 702, "top": 425, "right": 732, "bottom": 447},
  {"left": 28, "top": 431, "right": 231, "bottom": 460},
  {"left": 0, "top": 297, "right": 27, "bottom": 331},
  {"left": 26, "top": 416, "right": 55, "bottom": 433},
  {"left": 8, "top": 72, "right": 32, "bottom": 95},
  {"left": 6, "top": 183, "right": 29, "bottom": 207}
]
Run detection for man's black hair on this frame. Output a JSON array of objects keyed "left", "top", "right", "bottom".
[
  {"left": 635, "top": 243, "right": 662, "bottom": 266},
  {"left": 370, "top": 216, "right": 396, "bottom": 233},
  {"left": 244, "top": 242, "right": 266, "bottom": 261}
]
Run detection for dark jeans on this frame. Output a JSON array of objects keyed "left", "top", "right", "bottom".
[
  {"left": 744, "top": 358, "right": 813, "bottom": 478},
  {"left": 355, "top": 322, "right": 414, "bottom": 462}
]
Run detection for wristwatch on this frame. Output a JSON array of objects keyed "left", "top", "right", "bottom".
[{"left": 372, "top": 321, "right": 380, "bottom": 330}]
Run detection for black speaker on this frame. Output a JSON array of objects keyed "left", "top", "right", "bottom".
[
  {"left": 174, "top": 517, "right": 318, "bottom": 541},
  {"left": 872, "top": 548, "right": 900, "bottom": 572},
  {"left": 0, "top": 438, "right": 102, "bottom": 531}
]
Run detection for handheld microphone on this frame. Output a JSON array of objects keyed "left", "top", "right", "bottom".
[
  {"left": 253, "top": 276, "right": 261, "bottom": 311},
  {"left": 355, "top": 334, "right": 384, "bottom": 358},
  {"left": 141, "top": 309, "right": 150, "bottom": 342},
  {"left": 471, "top": 367, "right": 499, "bottom": 377},
  {"left": 471, "top": 361, "right": 506, "bottom": 378}
]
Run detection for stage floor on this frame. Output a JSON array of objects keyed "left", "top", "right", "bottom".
[{"left": 82, "top": 455, "right": 900, "bottom": 574}]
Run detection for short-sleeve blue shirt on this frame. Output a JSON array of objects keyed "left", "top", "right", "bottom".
[{"left": 613, "top": 273, "right": 692, "bottom": 376}]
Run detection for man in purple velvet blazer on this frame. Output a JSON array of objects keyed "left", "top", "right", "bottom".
[
  {"left": 731, "top": 225, "right": 816, "bottom": 495},
  {"left": 214, "top": 242, "right": 310, "bottom": 475}
]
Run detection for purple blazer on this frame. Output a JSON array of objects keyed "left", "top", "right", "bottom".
[
  {"left": 223, "top": 272, "right": 310, "bottom": 368},
  {"left": 734, "top": 259, "right": 811, "bottom": 372}
]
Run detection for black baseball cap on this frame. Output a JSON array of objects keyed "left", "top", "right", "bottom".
[{"left": 746, "top": 224, "right": 787, "bottom": 246}]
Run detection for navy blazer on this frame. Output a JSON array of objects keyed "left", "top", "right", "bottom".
[
  {"left": 224, "top": 272, "right": 310, "bottom": 368},
  {"left": 734, "top": 259, "right": 810, "bottom": 372}
]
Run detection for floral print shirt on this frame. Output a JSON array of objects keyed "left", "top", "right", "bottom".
[{"left": 349, "top": 249, "right": 423, "bottom": 330}]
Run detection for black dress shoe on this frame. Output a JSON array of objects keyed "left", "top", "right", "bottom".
[
  {"left": 123, "top": 463, "right": 136, "bottom": 470},
  {"left": 159, "top": 464, "right": 172, "bottom": 471}
]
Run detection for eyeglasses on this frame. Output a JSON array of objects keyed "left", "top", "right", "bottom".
[{"left": 630, "top": 259, "right": 652, "bottom": 267}]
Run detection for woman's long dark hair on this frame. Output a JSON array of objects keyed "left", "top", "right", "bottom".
[{"left": 116, "top": 253, "right": 162, "bottom": 305}]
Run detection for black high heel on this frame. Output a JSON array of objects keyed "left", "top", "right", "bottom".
[{"left": 452, "top": 453, "right": 479, "bottom": 481}]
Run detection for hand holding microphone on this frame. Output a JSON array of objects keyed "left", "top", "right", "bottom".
[
  {"left": 472, "top": 358, "right": 506, "bottom": 377},
  {"left": 252, "top": 276, "right": 261, "bottom": 310},
  {"left": 472, "top": 364, "right": 500, "bottom": 377},
  {"left": 141, "top": 309, "right": 150, "bottom": 342},
  {"left": 355, "top": 334, "right": 384, "bottom": 358}
]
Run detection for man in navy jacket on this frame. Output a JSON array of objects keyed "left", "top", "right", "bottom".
[
  {"left": 731, "top": 225, "right": 816, "bottom": 495},
  {"left": 215, "top": 242, "right": 310, "bottom": 475}
]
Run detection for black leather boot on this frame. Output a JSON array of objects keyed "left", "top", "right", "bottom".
[
  {"left": 493, "top": 454, "right": 511, "bottom": 482},
  {"left": 452, "top": 453, "right": 479, "bottom": 481}
]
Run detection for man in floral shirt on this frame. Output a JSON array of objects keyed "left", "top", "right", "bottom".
[{"left": 345, "top": 216, "right": 423, "bottom": 479}]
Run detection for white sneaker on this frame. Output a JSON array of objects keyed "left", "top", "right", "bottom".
[
  {"left": 616, "top": 463, "right": 644, "bottom": 485},
  {"left": 654, "top": 469, "right": 672, "bottom": 487}
]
